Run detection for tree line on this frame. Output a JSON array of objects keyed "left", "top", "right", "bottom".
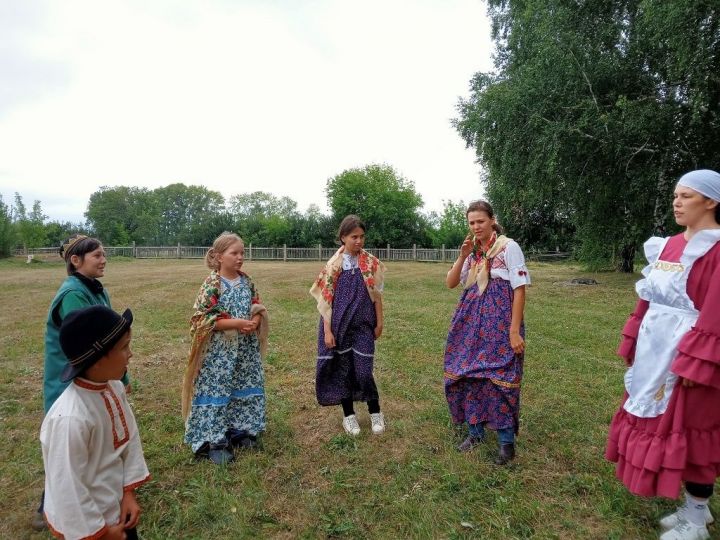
[
  {"left": 0, "top": 164, "right": 471, "bottom": 256},
  {"left": 454, "top": 0, "right": 719, "bottom": 271}
]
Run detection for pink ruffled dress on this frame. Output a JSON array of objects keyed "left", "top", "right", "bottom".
[{"left": 606, "top": 230, "right": 720, "bottom": 498}]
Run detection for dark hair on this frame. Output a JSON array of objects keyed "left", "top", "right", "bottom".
[
  {"left": 337, "top": 215, "right": 366, "bottom": 244},
  {"left": 466, "top": 200, "right": 503, "bottom": 234},
  {"left": 60, "top": 235, "right": 103, "bottom": 275}
]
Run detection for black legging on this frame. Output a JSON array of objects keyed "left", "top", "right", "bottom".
[
  {"left": 341, "top": 398, "right": 380, "bottom": 416},
  {"left": 686, "top": 482, "right": 714, "bottom": 499}
]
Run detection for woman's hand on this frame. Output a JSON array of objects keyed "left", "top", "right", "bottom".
[
  {"left": 324, "top": 330, "right": 336, "bottom": 349},
  {"left": 682, "top": 378, "right": 696, "bottom": 388},
  {"left": 460, "top": 234, "right": 474, "bottom": 259},
  {"left": 119, "top": 490, "right": 141, "bottom": 529},
  {"left": 510, "top": 330, "right": 525, "bottom": 354}
]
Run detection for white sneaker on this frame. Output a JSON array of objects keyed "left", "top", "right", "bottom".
[
  {"left": 342, "top": 414, "right": 360, "bottom": 436},
  {"left": 659, "top": 519, "right": 710, "bottom": 540},
  {"left": 660, "top": 506, "right": 714, "bottom": 531},
  {"left": 370, "top": 412, "right": 385, "bottom": 435}
]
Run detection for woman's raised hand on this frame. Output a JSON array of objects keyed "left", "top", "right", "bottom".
[{"left": 460, "top": 234, "right": 474, "bottom": 259}]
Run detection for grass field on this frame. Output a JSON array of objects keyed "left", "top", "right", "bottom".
[{"left": 0, "top": 257, "right": 711, "bottom": 539}]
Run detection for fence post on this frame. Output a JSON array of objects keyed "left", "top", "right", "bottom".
[
  {"left": 441, "top": 244, "right": 445, "bottom": 263},
  {"left": 132, "top": 241, "right": 137, "bottom": 258},
  {"left": 413, "top": 244, "right": 417, "bottom": 261},
  {"left": 249, "top": 244, "right": 252, "bottom": 261},
  {"left": 318, "top": 244, "right": 321, "bottom": 261},
  {"left": 283, "top": 244, "right": 287, "bottom": 262},
  {"left": 177, "top": 243, "right": 181, "bottom": 259},
  {"left": 386, "top": 243, "right": 390, "bottom": 260}
]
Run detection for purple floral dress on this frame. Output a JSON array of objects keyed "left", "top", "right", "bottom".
[{"left": 444, "top": 242, "right": 530, "bottom": 432}]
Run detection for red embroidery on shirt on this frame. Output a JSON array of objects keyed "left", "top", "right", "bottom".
[
  {"left": 101, "top": 387, "right": 130, "bottom": 449},
  {"left": 74, "top": 379, "right": 107, "bottom": 391}
]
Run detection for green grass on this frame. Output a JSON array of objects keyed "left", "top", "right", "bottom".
[{"left": 0, "top": 258, "right": 710, "bottom": 539}]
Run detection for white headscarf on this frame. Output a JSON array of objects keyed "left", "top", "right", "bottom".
[{"left": 677, "top": 169, "right": 720, "bottom": 202}]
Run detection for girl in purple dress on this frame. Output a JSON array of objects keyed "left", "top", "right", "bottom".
[
  {"left": 444, "top": 200, "right": 530, "bottom": 465},
  {"left": 310, "top": 215, "right": 386, "bottom": 436}
]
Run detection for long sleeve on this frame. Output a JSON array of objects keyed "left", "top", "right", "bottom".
[
  {"left": 672, "top": 262, "right": 720, "bottom": 387},
  {"left": 617, "top": 299, "right": 650, "bottom": 366},
  {"left": 116, "top": 385, "right": 150, "bottom": 491},
  {"left": 41, "top": 416, "right": 108, "bottom": 540}
]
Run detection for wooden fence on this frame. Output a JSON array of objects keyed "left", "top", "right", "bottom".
[{"left": 16, "top": 244, "right": 569, "bottom": 263}]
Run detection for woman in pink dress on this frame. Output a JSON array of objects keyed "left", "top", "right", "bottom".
[{"left": 606, "top": 169, "right": 720, "bottom": 540}]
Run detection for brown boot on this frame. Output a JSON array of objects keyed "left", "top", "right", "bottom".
[{"left": 494, "top": 443, "right": 515, "bottom": 465}]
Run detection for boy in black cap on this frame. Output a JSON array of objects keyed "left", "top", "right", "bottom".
[{"left": 40, "top": 306, "right": 150, "bottom": 540}]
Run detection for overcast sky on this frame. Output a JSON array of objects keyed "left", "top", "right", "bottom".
[{"left": 0, "top": 1, "right": 494, "bottom": 223}]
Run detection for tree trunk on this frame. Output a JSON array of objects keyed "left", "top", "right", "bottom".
[
  {"left": 652, "top": 162, "right": 673, "bottom": 236},
  {"left": 619, "top": 243, "right": 636, "bottom": 273}
]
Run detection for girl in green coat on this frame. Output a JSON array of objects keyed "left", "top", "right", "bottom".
[{"left": 34, "top": 234, "right": 130, "bottom": 531}]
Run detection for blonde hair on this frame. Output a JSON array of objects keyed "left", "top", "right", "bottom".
[{"left": 205, "top": 232, "right": 244, "bottom": 270}]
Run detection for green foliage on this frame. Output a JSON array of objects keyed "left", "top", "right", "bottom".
[
  {"left": 426, "top": 200, "right": 469, "bottom": 248},
  {"left": 0, "top": 195, "right": 15, "bottom": 257},
  {"left": 12, "top": 194, "right": 47, "bottom": 249},
  {"left": 85, "top": 186, "right": 155, "bottom": 245},
  {"left": 154, "top": 183, "right": 225, "bottom": 245},
  {"left": 86, "top": 184, "right": 225, "bottom": 245},
  {"left": 455, "top": 0, "right": 720, "bottom": 271},
  {"left": 326, "top": 164, "right": 425, "bottom": 247},
  {"left": 44, "top": 221, "right": 90, "bottom": 248}
]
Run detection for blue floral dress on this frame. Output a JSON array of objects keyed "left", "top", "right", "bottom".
[{"left": 184, "top": 275, "right": 265, "bottom": 452}]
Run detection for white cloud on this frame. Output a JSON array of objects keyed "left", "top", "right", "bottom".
[{"left": 0, "top": 0, "right": 494, "bottom": 222}]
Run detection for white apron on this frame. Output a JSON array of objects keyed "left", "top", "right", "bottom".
[{"left": 624, "top": 230, "right": 720, "bottom": 418}]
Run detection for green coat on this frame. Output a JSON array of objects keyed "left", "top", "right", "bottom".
[{"left": 43, "top": 275, "right": 128, "bottom": 413}]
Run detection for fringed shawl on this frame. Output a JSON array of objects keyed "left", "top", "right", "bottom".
[
  {"left": 181, "top": 271, "right": 268, "bottom": 419},
  {"left": 309, "top": 247, "right": 385, "bottom": 321},
  {"left": 463, "top": 234, "right": 511, "bottom": 294}
]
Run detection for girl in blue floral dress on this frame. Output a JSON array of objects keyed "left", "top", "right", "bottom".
[
  {"left": 444, "top": 201, "right": 530, "bottom": 465},
  {"left": 182, "top": 232, "right": 269, "bottom": 464}
]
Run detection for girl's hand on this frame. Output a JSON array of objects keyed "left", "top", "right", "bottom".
[
  {"left": 324, "top": 330, "right": 336, "bottom": 349},
  {"left": 460, "top": 235, "right": 474, "bottom": 259},
  {"left": 682, "top": 378, "right": 696, "bottom": 388},
  {"left": 237, "top": 319, "right": 257, "bottom": 334},
  {"left": 119, "top": 490, "right": 141, "bottom": 529},
  {"left": 510, "top": 331, "right": 525, "bottom": 354},
  {"left": 374, "top": 324, "right": 383, "bottom": 339}
]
